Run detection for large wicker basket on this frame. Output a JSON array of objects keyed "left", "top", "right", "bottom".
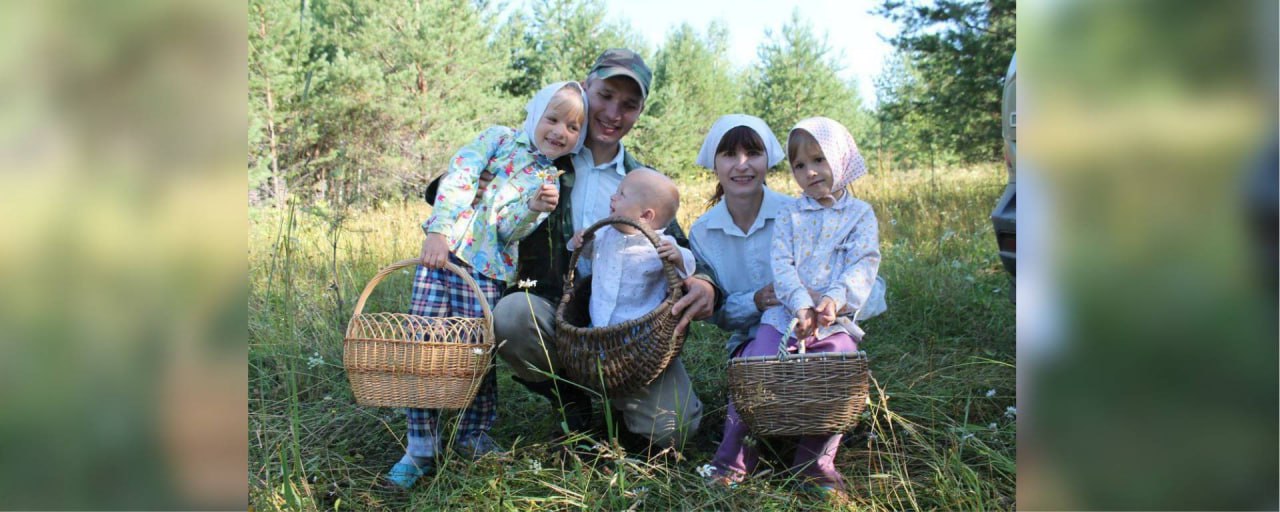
[
  {"left": 554, "top": 216, "right": 687, "bottom": 397},
  {"left": 344, "top": 259, "right": 495, "bottom": 409},
  {"left": 727, "top": 320, "right": 870, "bottom": 436}
]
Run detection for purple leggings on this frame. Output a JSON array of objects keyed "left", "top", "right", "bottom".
[{"left": 712, "top": 324, "right": 859, "bottom": 489}]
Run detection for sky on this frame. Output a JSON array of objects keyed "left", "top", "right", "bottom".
[{"left": 599, "top": 0, "right": 899, "bottom": 107}]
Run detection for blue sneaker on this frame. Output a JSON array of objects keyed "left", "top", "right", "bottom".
[{"left": 384, "top": 458, "right": 434, "bottom": 489}]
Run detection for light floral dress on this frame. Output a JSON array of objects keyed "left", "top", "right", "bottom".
[
  {"left": 760, "top": 116, "right": 883, "bottom": 340},
  {"left": 761, "top": 193, "right": 880, "bottom": 339}
]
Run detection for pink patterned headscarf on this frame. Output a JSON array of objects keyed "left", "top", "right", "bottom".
[{"left": 788, "top": 116, "right": 867, "bottom": 196}]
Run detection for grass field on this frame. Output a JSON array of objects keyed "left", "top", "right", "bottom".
[{"left": 248, "top": 164, "right": 1016, "bottom": 511}]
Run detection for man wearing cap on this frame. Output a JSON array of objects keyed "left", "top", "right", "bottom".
[{"left": 491, "top": 48, "right": 721, "bottom": 451}]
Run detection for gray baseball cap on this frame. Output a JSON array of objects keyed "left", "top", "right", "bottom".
[{"left": 588, "top": 48, "right": 652, "bottom": 100}]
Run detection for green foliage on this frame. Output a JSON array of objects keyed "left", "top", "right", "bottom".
[
  {"left": 249, "top": 0, "right": 519, "bottom": 208},
  {"left": 248, "top": 167, "right": 1016, "bottom": 510},
  {"left": 746, "top": 9, "right": 873, "bottom": 168},
  {"left": 874, "top": 0, "right": 1016, "bottom": 164},
  {"left": 506, "top": 0, "right": 643, "bottom": 94},
  {"left": 630, "top": 21, "right": 742, "bottom": 178},
  {"left": 248, "top": 0, "right": 1007, "bottom": 209},
  {"left": 248, "top": 0, "right": 319, "bottom": 205}
]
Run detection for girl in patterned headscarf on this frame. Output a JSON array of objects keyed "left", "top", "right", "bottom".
[{"left": 707, "top": 116, "right": 882, "bottom": 497}]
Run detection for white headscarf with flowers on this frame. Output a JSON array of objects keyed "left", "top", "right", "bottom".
[
  {"left": 522, "top": 81, "right": 589, "bottom": 157},
  {"left": 788, "top": 116, "right": 867, "bottom": 198},
  {"left": 695, "top": 114, "right": 785, "bottom": 170}
]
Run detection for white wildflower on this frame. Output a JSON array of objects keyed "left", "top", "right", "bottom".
[
  {"left": 961, "top": 433, "right": 974, "bottom": 441},
  {"left": 696, "top": 464, "right": 716, "bottom": 478},
  {"left": 324, "top": 395, "right": 333, "bottom": 401},
  {"left": 472, "top": 347, "right": 485, "bottom": 355},
  {"left": 985, "top": 389, "right": 996, "bottom": 398},
  {"left": 528, "top": 459, "right": 542, "bottom": 472},
  {"left": 988, "top": 422, "right": 997, "bottom": 430},
  {"left": 1005, "top": 406, "right": 1017, "bottom": 419},
  {"left": 307, "top": 352, "right": 324, "bottom": 369},
  {"left": 517, "top": 279, "right": 538, "bottom": 289}
]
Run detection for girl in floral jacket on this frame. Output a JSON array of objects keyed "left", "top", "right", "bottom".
[{"left": 386, "top": 81, "right": 587, "bottom": 489}]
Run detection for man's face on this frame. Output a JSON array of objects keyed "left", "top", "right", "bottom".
[{"left": 584, "top": 75, "right": 644, "bottom": 149}]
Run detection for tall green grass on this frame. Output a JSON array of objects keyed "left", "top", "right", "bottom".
[{"left": 249, "top": 165, "right": 1015, "bottom": 510}]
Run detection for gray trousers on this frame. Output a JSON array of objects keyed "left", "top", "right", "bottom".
[{"left": 493, "top": 291, "right": 703, "bottom": 448}]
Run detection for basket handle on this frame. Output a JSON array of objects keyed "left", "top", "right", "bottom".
[
  {"left": 778, "top": 318, "right": 801, "bottom": 359},
  {"left": 562, "top": 215, "right": 686, "bottom": 300},
  {"left": 348, "top": 259, "right": 495, "bottom": 330},
  {"left": 778, "top": 303, "right": 864, "bottom": 358}
]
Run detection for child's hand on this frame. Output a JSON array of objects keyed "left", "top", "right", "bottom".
[
  {"left": 657, "top": 240, "right": 684, "bottom": 267},
  {"left": 816, "top": 297, "right": 838, "bottom": 328},
  {"left": 795, "top": 308, "right": 816, "bottom": 339},
  {"left": 568, "top": 230, "right": 586, "bottom": 251},
  {"left": 528, "top": 183, "right": 559, "bottom": 212},
  {"left": 419, "top": 233, "right": 451, "bottom": 269},
  {"left": 808, "top": 288, "right": 853, "bottom": 316}
]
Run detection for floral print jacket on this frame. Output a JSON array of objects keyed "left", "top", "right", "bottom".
[{"left": 422, "top": 126, "right": 557, "bottom": 283}]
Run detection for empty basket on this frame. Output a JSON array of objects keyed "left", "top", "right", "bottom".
[
  {"left": 344, "top": 259, "right": 495, "bottom": 409},
  {"left": 727, "top": 319, "right": 870, "bottom": 436}
]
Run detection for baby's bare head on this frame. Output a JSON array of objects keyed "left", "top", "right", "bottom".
[{"left": 613, "top": 168, "right": 680, "bottom": 231}]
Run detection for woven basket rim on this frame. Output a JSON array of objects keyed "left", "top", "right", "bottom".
[
  {"left": 730, "top": 350, "right": 867, "bottom": 364},
  {"left": 348, "top": 259, "right": 494, "bottom": 322},
  {"left": 553, "top": 215, "right": 686, "bottom": 337},
  {"left": 555, "top": 293, "right": 679, "bottom": 336},
  {"left": 344, "top": 336, "right": 494, "bottom": 346}
]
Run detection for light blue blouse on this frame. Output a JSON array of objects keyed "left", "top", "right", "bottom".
[{"left": 688, "top": 187, "right": 792, "bottom": 356}]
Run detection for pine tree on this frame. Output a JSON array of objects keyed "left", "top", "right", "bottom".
[
  {"left": 745, "top": 10, "right": 872, "bottom": 170},
  {"left": 630, "top": 21, "right": 743, "bottom": 178},
  {"left": 874, "top": 0, "right": 1015, "bottom": 163},
  {"left": 248, "top": 0, "right": 319, "bottom": 205}
]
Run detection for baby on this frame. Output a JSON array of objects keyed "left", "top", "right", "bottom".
[{"left": 570, "top": 168, "right": 696, "bottom": 327}]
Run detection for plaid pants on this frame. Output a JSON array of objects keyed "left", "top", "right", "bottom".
[{"left": 404, "top": 255, "right": 502, "bottom": 459}]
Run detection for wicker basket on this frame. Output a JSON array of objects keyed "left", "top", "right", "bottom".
[
  {"left": 554, "top": 216, "right": 688, "bottom": 397},
  {"left": 727, "top": 320, "right": 870, "bottom": 436},
  {"left": 343, "top": 259, "right": 495, "bottom": 409}
]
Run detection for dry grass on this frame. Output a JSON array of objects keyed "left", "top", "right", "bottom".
[{"left": 249, "top": 164, "right": 1015, "bottom": 510}]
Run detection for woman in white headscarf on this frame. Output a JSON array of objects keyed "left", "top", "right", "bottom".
[
  {"left": 691, "top": 115, "right": 885, "bottom": 496},
  {"left": 688, "top": 115, "right": 791, "bottom": 359}
]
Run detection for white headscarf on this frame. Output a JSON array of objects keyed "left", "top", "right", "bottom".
[
  {"left": 788, "top": 116, "right": 866, "bottom": 193},
  {"left": 523, "top": 81, "right": 589, "bottom": 156},
  {"left": 695, "top": 114, "right": 785, "bottom": 170}
]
